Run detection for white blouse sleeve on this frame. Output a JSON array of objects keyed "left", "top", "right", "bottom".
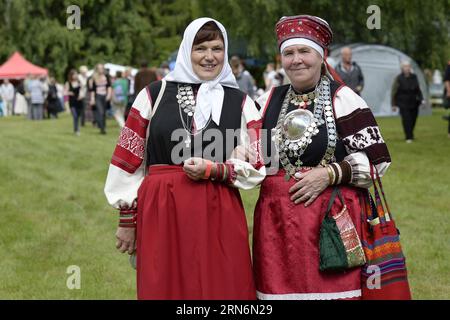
[
  {"left": 334, "top": 86, "right": 392, "bottom": 188},
  {"left": 226, "top": 95, "right": 266, "bottom": 190},
  {"left": 344, "top": 151, "right": 390, "bottom": 189},
  {"left": 104, "top": 88, "right": 152, "bottom": 210}
]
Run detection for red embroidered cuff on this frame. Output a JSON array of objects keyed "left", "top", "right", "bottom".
[
  {"left": 119, "top": 208, "right": 137, "bottom": 228},
  {"left": 225, "top": 162, "right": 237, "bottom": 185}
]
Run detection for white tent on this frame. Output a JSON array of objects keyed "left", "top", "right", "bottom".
[
  {"left": 328, "top": 44, "right": 431, "bottom": 117},
  {"left": 87, "top": 63, "right": 138, "bottom": 78}
]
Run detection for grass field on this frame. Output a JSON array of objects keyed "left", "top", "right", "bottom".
[{"left": 0, "top": 109, "right": 449, "bottom": 299}]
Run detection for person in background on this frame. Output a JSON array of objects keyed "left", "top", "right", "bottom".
[
  {"left": 230, "top": 56, "right": 255, "bottom": 99},
  {"left": 65, "top": 70, "right": 83, "bottom": 135},
  {"left": 90, "top": 64, "right": 112, "bottom": 134},
  {"left": 41, "top": 76, "right": 49, "bottom": 118},
  {"left": 123, "top": 67, "right": 135, "bottom": 121},
  {"left": 0, "top": 79, "right": 15, "bottom": 116},
  {"left": 264, "top": 63, "right": 281, "bottom": 91},
  {"left": 134, "top": 60, "right": 158, "bottom": 96},
  {"left": 105, "top": 68, "right": 114, "bottom": 118},
  {"left": 78, "top": 65, "right": 90, "bottom": 126},
  {"left": 14, "top": 80, "right": 28, "bottom": 116},
  {"left": 24, "top": 74, "right": 32, "bottom": 119},
  {"left": 443, "top": 61, "right": 450, "bottom": 138},
  {"left": 160, "top": 62, "right": 170, "bottom": 78},
  {"left": 27, "top": 74, "right": 46, "bottom": 120},
  {"left": 0, "top": 94, "right": 4, "bottom": 117},
  {"left": 111, "top": 71, "right": 128, "bottom": 128},
  {"left": 46, "top": 76, "right": 61, "bottom": 119},
  {"left": 335, "top": 47, "right": 364, "bottom": 95},
  {"left": 56, "top": 81, "right": 65, "bottom": 113},
  {"left": 391, "top": 60, "right": 424, "bottom": 143}
]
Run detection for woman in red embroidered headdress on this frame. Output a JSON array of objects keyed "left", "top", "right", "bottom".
[
  {"left": 252, "top": 15, "right": 391, "bottom": 300},
  {"left": 104, "top": 17, "right": 265, "bottom": 299}
]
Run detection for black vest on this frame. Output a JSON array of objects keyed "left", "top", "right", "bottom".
[
  {"left": 394, "top": 73, "right": 421, "bottom": 108},
  {"left": 146, "top": 81, "right": 245, "bottom": 166}
]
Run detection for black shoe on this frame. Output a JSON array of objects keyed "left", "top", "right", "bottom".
[{"left": 100, "top": 130, "right": 106, "bottom": 135}]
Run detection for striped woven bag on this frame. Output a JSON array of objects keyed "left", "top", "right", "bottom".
[{"left": 360, "top": 165, "right": 412, "bottom": 300}]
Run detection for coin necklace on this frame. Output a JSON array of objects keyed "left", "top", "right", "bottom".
[
  {"left": 177, "top": 84, "right": 211, "bottom": 148},
  {"left": 272, "top": 76, "right": 337, "bottom": 181}
]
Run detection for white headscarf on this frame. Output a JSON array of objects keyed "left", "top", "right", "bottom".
[{"left": 164, "top": 17, "right": 239, "bottom": 130}]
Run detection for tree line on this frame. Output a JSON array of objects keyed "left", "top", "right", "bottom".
[{"left": 0, "top": 0, "right": 448, "bottom": 81}]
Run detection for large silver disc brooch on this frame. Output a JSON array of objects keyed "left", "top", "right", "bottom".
[{"left": 281, "top": 109, "right": 319, "bottom": 157}]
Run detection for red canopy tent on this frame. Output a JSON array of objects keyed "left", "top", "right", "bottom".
[{"left": 0, "top": 52, "right": 48, "bottom": 79}]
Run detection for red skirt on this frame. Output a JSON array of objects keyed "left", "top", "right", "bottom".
[
  {"left": 136, "top": 165, "right": 255, "bottom": 300},
  {"left": 252, "top": 170, "right": 364, "bottom": 300}
]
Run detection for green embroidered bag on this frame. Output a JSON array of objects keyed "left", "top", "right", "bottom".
[
  {"left": 319, "top": 188, "right": 348, "bottom": 271},
  {"left": 319, "top": 187, "right": 366, "bottom": 271}
]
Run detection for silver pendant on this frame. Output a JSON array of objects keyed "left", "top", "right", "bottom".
[{"left": 282, "top": 109, "right": 315, "bottom": 141}]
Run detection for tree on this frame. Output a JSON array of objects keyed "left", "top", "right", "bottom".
[{"left": 0, "top": 0, "right": 448, "bottom": 82}]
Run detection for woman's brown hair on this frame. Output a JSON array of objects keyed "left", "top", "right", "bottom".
[
  {"left": 193, "top": 21, "right": 224, "bottom": 46},
  {"left": 67, "top": 69, "right": 77, "bottom": 82}
]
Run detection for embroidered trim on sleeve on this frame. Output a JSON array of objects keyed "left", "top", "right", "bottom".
[
  {"left": 343, "top": 126, "right": 384, "bottom": 151},
  {"left": 118, "top": 127, "right": 146, "bottom": 159}
]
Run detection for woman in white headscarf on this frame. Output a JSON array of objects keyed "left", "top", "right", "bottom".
[{"left": 104, "top": 18, "right": 265, "bottom": 299}]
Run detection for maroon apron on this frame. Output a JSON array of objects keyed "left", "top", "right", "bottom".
[
  {"left": 253, "top": 170, "right": 364, "bottom": 300},
  {"left": 136, "top": 165, "right": 255, "bottom": 300}
]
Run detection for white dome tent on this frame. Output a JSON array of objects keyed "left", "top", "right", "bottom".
[
  {"left": 328, "top": 44, "right": 431, "bottom": 117},
  {"left": 86, "top": 63, "right": 138, "bottom": 78}
]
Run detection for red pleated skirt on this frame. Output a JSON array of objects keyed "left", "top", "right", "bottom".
[
  {"left": 136, "top": 165, "right": 255, "bottom": 300},
  {"left": 252, "top": 170, "right": 364, "bottom": 300}
]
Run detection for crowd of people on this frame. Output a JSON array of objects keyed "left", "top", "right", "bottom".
[
  {"left": 2, "top": 47, "right": 447, "bottom": 142},
  {"left": 0, "top": 62, "right": 168, "bottom": 135}
]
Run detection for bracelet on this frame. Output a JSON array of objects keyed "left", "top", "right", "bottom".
[
  {"left": 218, "top": 163, "right": 223, "bottom": 181},
  {"left": 326, "top": 165, "right": 335, "bottom": 185},
  {"left": 337, "top": 160, "right": 352, "bottom": 184},
  {"left": 203, "top": 163, "right": 230, "bottom": 183},
  {"left": 222, "top": 164, "right": 228, "bottom": 182},
  {"left": 210, "top": 163, "right": 217, "bottom": 181},
  {"left": 203, "top": 160, "right": 212, "bottom": 179},
  {"left": 330, "top": 163, "right": 339, "bottom": 185},
  {"left": 119, "top": 209, "right": 137, "bottom": 228}
]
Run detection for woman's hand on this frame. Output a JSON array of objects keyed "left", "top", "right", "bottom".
[
  {"left": 288, "top": 167, "right": 330, "bottom": 207},
  {"left": 183, "top": 157, "right": 208, "bottom": 181},
  {"left": 115, "top": 227, "right": 136, "bottom": 255}
]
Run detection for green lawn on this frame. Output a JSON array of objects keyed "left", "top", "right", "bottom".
[{"left": 0, "top": 109, "right": 449, "bottom": 299}]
